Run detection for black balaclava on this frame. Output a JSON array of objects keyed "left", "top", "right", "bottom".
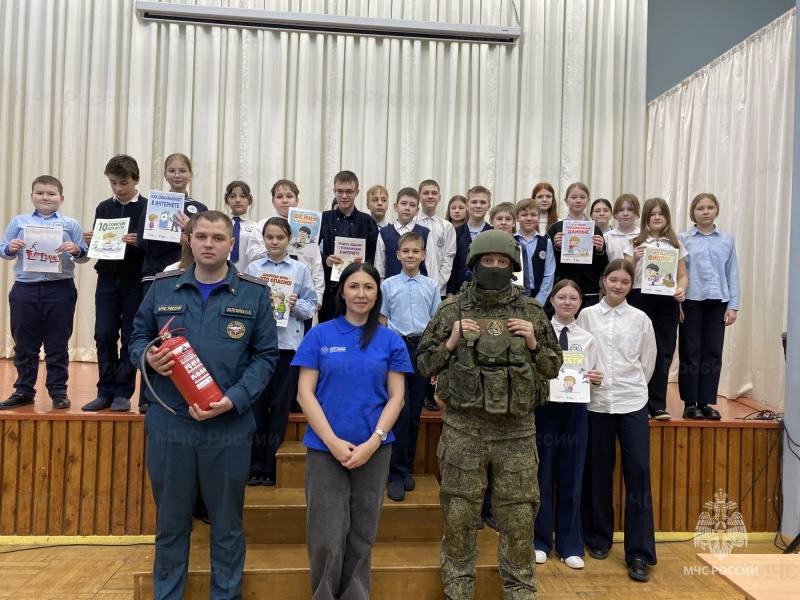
[{"left": 474, "top": 263, "right": 513, "bottom": 290}]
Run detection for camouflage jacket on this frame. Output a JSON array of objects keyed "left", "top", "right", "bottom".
[{"left": 417, "top": 282, "right": 562, "bottom": 426}]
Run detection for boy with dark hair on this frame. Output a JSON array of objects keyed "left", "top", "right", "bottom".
[
  {"left": 0, "top": 175, "right": 88, "bottom": 410},
  {"left": 318, "top": 170, "right": 379, "bottom": 322},
  {"left": 374, "top": 187, "right": 430, "bottom": 279},
  {"left": 380, "top": 231, "right": 440, "bottom": 501},
  {"left": 82, "top": 155, "right": 147, "bottom": 412}
]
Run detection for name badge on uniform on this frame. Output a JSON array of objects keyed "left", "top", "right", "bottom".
[
  {"left": 539, "top": 250, "right": 547, "bottom": 260},
  {"left": 156, "top": 304, "right": 185, "bottom": 313},
  {"left": 224, "top": 306, "right": 253, "bottom": 317},
  {"left": 186, "top": 205, "right": 198, "bottom": 214}
]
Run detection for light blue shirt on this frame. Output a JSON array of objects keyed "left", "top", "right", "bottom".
[
  {"left": 245, "top": 254, "right": 317, "bottom": 350},
  {"left": 679, "top": 226, "right": 740, "bottom": 310},
  {"left": 515, "top": 232, "right": 556, "bottom": 305},
  {"left": 0, "top": 210, "right": 88, "bottom": 282},
  {"left": 380, "top": 271, "right": 441, "bottom": 337}
]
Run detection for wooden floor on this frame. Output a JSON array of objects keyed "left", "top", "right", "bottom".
[{"left": 0, "top": 537, "right": 786, "bottom": 599}]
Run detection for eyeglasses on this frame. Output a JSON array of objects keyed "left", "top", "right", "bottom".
[{"left": 334, "top": 188, "right": 357, "bottom": 197}]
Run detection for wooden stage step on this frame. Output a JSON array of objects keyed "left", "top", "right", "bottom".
[
  {"left": 190, "top": 474, "right": 443, "bottom": 544},
  {"left": 275, "top": 440, "right": 308, "bottom": 488},
  {"left": 134, "top": 528, "right": 502, "bottom": 600}
]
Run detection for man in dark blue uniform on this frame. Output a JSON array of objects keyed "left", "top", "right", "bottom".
[{"left": 130, "top": 210, "right": 279, "bottom": 600}]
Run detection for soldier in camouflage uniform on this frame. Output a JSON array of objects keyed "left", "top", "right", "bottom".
[{"left": 417, "top": 230, "right": 562, "bottom": 600}]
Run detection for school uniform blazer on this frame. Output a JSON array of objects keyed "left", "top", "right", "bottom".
[{"left": 446, "top": 223, "right": 492, "bottom": 295}]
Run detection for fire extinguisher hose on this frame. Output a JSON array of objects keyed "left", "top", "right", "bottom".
[{"left": 139, "top": 336, "right": 178, "bottom": 416}]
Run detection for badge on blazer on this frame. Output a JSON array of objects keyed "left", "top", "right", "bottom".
[
  {"left": 226, "top": 320, "right": 245, "bottom": 339},
  {"left": 186, "top": 205, "right": 198, "bottom": 214},
  {"left": 539, "top": 250, "right": 547, "bottom": 259}
]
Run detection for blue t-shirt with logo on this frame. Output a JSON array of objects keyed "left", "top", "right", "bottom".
[{"left": 291, "top": 316, "right": 413, "bottom": 452}]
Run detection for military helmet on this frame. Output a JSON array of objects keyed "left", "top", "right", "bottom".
[{"left": 467, "top": 229, "right": 522, "bottom": 271}]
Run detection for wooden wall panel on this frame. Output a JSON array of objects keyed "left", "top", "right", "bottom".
[{"left": 0, "top": 417, "right": 781, "bottom": 535}]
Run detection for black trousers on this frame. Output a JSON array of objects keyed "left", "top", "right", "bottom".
[
  {"left": 9, "top": 279, "right": 77, "bottom": 396},
  {"left": 678, "top": 299, "right": 728, "bottom": 406},
  {"left": 582, "top": 406, "right": 656, "bottom": 565},
  {"left": 95, "top": 277, "right": 142, "bottom": 399},
  {"left": 318, "top": 282, "right": 338, "bottom": 324},
  {"left": 628, "top": 289, "right": 679, "bottom": 414},
  {"left": 251, "top": 350, "right": 298, "bottom": 479},
  {"left": 388, "top": 339, "right": 427, "bottom": 482}
]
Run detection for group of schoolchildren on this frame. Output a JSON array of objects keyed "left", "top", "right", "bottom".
[{"left": 0, "top": 158, "right": 739, "bottom": 582}]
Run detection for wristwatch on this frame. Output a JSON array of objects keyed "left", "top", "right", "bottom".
[{"left": 374, "top": 428, "right": 388, "bottom": 442}]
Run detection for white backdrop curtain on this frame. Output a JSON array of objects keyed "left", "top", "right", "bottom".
[
  {"left": 0, "top": 0, "right": 646, "bottom": 360},
  {"left": 645, "top": 9, "right": 795, "bottom": 409}
]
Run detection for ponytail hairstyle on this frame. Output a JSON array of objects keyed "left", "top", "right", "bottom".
[{"left": 334, "top": 262, "right": 383, "bottom": 350}]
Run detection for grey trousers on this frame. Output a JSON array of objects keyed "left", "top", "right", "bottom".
[{"left": 305, "top": 443, "right": 391, "bottom": 600}]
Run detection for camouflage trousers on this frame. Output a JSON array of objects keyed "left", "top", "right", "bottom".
[{"left": 438, "top": 421, "right": 540, "bottom": 600}]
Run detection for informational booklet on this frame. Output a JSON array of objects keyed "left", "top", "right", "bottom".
[
  {"left": 88, "top": 217, "right": 129, "bottom": 260},
  {"left": 142, "top": 191, "right": 184, "bottom": 243},
  {"left": 288, "top": 207, "right": 322, "bottom": 257},
  {"left": 549, "top": 351, "right": 590, "bottom": 403},
  {"left": 22, "top": 225, "right": 63, "bottom": 273},
  {"left": 561, "top": 220, "right": 594, "bottom": 264},
  {"left": 330, "top": 236, "right": 366, "bottom": 282},
  {"left": 641, "top": 244, "right": 680, "bottom": 296},
  {"left": 256, "top": 272, "right": 295, "bottom": 327}
]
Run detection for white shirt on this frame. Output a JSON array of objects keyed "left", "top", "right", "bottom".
[
  {"left": 415, "top": 212, "right": 457, "bottom": 296},
  {"left": 538, "top": 215, "right": 550, "bottom": 236},
  {"left": 576, "top": 300, "right": 657, "bottom": 414},
  {"left": 604, "top": 227, "right": 639, "bottom": 262},
  {"left": 550, "top": 317, "right": 602, "bottom": 372},
  {"left": 230, "top": 214, "right": 265, "bottom": 273},
  {"left": 623, "top": 235, "right": 688, "bottom": 290},
  {"left": 374, "top": 221, "right": 417, "bottom": 279}
]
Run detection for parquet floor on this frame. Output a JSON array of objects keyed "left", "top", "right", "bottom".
[{"left": 0, "top": 536, "right": 785, "bottom": 599}]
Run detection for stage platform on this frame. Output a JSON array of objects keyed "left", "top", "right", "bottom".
[{"left": 0, "top": 359, "right": 781, "bottom": 536}]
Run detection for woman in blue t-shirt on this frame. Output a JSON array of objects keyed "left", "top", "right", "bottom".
[{"left": 292, "top": 262, "right": 412, "bottom": 599}]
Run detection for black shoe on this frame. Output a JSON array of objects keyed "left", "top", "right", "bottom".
[
  {"left": 82, "top": 397, "right": 112, "bottom": 411},
  {"left": 387, "top": 480, "right": 405, "bottom": 501},
  {"left": 0, "top": 393, "right": 34, "bottom": 410},
  {"left": 247, "top": 474, "right": 264, "bottom": 486},
  {"left": 423, "top": 399, "right": 440, "bottom": 411},
  {"left": 110, "top": 397, "right": 131, "bottom": 412},
  {"left": 403, "top": 474, "right": 416, "bottom": 491},
  {"left": 701, "top": 405, "right": 722, "bottom": 420},
  {"left": 682, "top": 404, "right": 704, "bottom": 420},
  {"left": 262, "top": 476, "right": 276, "bottom": 487},
  {"left": 588, "top": 547, "right": 609, "bottom": 560},
  {"left": 51, "top": 395, "right": 71, "bottom": 410},
  {"left": 627, "top": 557, "right": 650, "bottom": 582},
  {"left": 138, "top": 401, "right": 149, "bottom": 414},
  {"left": 652, "top": 409, "right": 672, "bottom": 421}
]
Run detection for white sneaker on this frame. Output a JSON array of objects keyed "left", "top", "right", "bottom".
[
  {"left": 563, "top": 555, "right": 585, "bottom": 569},
  {"left": 535, "top": 550, "right": 547, "bottom": 564}
]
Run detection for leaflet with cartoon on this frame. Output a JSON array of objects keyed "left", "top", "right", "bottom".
[
  {"left": 330, "top": 236, "right": 366, "bottom": 282},
  {"left": 142, "top": 191, "right": 184, "bottom": 243},
  {"left": 288, "top": 207, "right": 322, "bottom": 257},
  {"left": 22, "top": 225, "right": 63, "bottom": 273},
  {"left": 88, "top": 217, "right": 129, "bottom": 260},
  {"left": 257, "top": 272, "right": 295, "bottom": 327},
  {"left": 641, "top": 244, "right": 679, "bottom": 296},
  {"left": 549, "top": 351, "right": 590, "bottom": 403},
  {"left": 560, "top": 220, "right": 594, "bottom": 265}
]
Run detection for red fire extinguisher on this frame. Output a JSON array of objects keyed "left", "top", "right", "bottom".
[{"left": 140, "top": 316, "right": 224, "bottom": 414}]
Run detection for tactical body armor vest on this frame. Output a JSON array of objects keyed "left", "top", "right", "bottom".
[{"left": 440, "top": 291, "right": 545, "bottom": 417}]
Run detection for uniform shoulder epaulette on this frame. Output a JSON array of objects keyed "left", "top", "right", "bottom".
[
  {"left": 237, "top": 272, "right": 269, "bottom": 287},
  {"left": 154, "top": 269, "right": 183, "bottom": 280}
]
